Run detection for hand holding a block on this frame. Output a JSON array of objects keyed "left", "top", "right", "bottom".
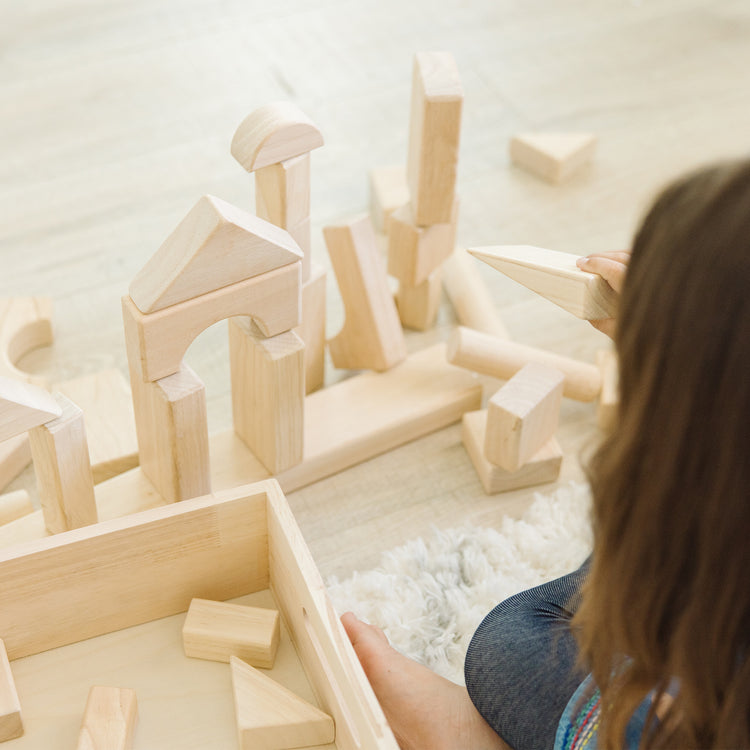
[{"left": 576, "top": 250, "right": 631, "bottom": 338}]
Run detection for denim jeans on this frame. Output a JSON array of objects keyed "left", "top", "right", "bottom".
[{"left": 464, "top": 560, "right": 590, "bottom": 750}]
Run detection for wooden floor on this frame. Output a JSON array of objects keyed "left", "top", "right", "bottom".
[{"left": 2, "top": 0, "right": 750, "bottom": 581}]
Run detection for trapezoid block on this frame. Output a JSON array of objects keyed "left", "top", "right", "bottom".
[
  {"left": 509, "top": 133, "right": 596, "bottom": 184},
  {"left": 468, "top": 245, "right": 618, "bottom": 320},
  {"left": 129, "top": 195, "right": 302, "bottom": 314}
]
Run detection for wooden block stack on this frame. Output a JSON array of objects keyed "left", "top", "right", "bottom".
[
  {"left": 462, "top": 363, "right": 565, "bottom": 494},
  {"left": 388, "top": 52, "right": 464, "bottom": 331}
]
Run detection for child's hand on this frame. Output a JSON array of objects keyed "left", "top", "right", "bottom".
[{"left": 576, "top": 251, "right": 631, "bottom": 338}]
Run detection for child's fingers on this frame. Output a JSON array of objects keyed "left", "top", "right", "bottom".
[
  {"left": 582, "top": 250, "right": 631, "bottom": 265},
  {"left": 577, "top": 256, "right": 628, "bottom": 294}
]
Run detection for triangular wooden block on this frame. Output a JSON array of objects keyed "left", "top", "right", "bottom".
[
  {"left": 510, "top": 133, "right": 596, "bottom": 183},
  {"left": 468, "top": 245, "right": 617, "bottom": 320},
  {"left": 129, "top": 195, "right": 303, "bottom": 313},
  {"left": 0, "top": 376, "right": 62, "bottom": 443},
  {"left": 230, "top": 656, "right": 335, "bottom": 750}
]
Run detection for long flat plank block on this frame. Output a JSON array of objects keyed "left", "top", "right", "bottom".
[
  {"left": 0, "top": 639, "right": 22, "bottom": 741},
  {"left": 76, "top": 686, "right": 137, "bottom": 750},
  {"left": 0, "top": 486, "right": 270, "bottom": 660}
]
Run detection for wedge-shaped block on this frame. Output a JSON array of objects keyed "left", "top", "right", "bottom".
[
  {"left": 463, "top": 410, "right": 563, "bottom": 494},
  {"left": 509, "top": 133, "right": 596, "bottom": 184},
  {"left": 387, "top": 198, "right": 459, "bottom": 285},
  {"left": 369, "top": 165, "right": 409, "bottom": 233},
  {"left": 468, "top": 245, "right": 618, "bottom": 320},
  {"left": 0, "top": 639, "right": 22, "bottom": 742},
  {"left": 76, "top": 686, "right": 137, "bottom": 750},
  {"left": 232, "top": 102, "right": 324, "bottom": 172},
  {"left": 485, "top": 363, "right": 564, "bottom": 472},
  {"left": 0, "top": 376, "right": 61, "bottom": 443},
  {"left": 123, "top": 262, "right": 301, "bottom": 383},
  {"left": 230, "top": 655, "right": 334, "bottom": 750},
  {"left": 325, "top": 215, "right": 407, "bottom": 372},
  {"left": 183, "top": 599, "right": 280, "bottom": 667},
  {"left": 0, "top": 296, "right": 53, "bottom": 388},
  {"left": 395, "top": 268, "right": 443, "bottom": 332},
  {"left": 407, "top": 52, "right": 463, "bottom": 226},
  {"left": 129, "top": 195, "right": 302, "bottom": 314}
]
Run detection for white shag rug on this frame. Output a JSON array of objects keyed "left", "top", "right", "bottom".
[{"left": 327, "top": 482, "right": 593, "bottom": 685}]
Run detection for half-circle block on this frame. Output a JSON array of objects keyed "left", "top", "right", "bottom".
[
  {"left": 468, "top": 245, "right": 618, "bottom": 320},
  {"left": 231, "top": 102, "right": 324, "bottom": 172},
  {"left": 0, "top": 376, "right": 61, "bottom": 443},
  {"left": 230, "top": 656, "right": 334, "bottom": 750},
  {"left": 129, "top": 195, "right": 303, "bottom": 314}
]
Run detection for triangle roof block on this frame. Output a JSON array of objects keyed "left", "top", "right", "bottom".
[
  {"left": 468, "top": 245, "right": 617, "bottom": 320},
  {"left": 230, "top": 656, "right": 334, "bottom": 750},
  {"left": 509, "top": 133, "right": 596, "bottom": 183},
  {"left": 231, "top": 102, "right": 324, "bottom": 173},
  {"left": 129, "top": 195, "right": 302, "bottom": 314},
  {"left": 0, "top": 376, "right": 62, "bottom": 442}
]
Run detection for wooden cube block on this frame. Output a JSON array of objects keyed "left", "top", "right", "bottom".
[
  {"left": 485, "top": 363, "right": 564, "bottom": 472},
  {"left": 463, "top": 410, "right": 562, "bottom": 494},
  {"left": 183, "top": 599, "right": 280, "bottom": 668},
  {"left": 369, "top": 165, "right": 409, "bottom": 233},
  {"left": 0, "top": 639, "right": 22, "bottom": 742},
  {"left": 395, "top": 268, "right": 443, "bottom": 331},
  {"left": 509, "top": 133, "right": 597, "bottom": 184},
  {"left": 387, "top": 198, "right": 458, "bottom": 286},
  {"left": 76, "top": 686, "right": 137, "bottom": 750}
]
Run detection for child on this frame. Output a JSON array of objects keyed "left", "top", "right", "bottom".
[{"left": 342, "top": 159, "right": 750, "bottom": 749}]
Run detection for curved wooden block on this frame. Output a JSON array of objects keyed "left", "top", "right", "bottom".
[
  {"left": 129, "top": 195, "right": 302, "bottom": 314},
  {"left": 123, "top": 262, "right": 302, "bottom": 383},
  {"left": 231, "top": 102, "right": 324, "bottom": 172},
  {"left": 0, "top": 297, "right": 53, "bottom": 387}
]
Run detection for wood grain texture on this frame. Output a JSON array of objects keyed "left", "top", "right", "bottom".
[
  {"left": 368, "top": 165, "right": 409, "bottom": 234},
  {"left": 0, "top": 435, "right": 32, "bottom": 494},
  {"left": 296, "top": 262, "right": 327, "bottom": 394},
  {"left": 0, "top": 639, "right": 23, "bottom": 742},
  {"left": 76, "top": 687, "right": 137, "bottom": 750},
  {"left": 395, "top": 268, "right": 443, "bottom": 331},
  {"left": 0, "top": 376, "right": 61, "bottom": 443},
  {"left": 509, "top": 133, "right": 597, "bottom": 184},
  {"left": 0, "top": 489, "right": 33, "bottom": 526}
]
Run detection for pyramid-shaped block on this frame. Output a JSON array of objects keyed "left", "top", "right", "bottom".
[
  {"left": 509, "top": 133, "right": 596, "bottom": 183},
  {"left": 0, "top": 376, "right": 61, "bottom": 443},
  {"left": 468, "top": 245, "right": 617, "bottom": 320},
  {"left": 230, "top": 656, "right": 334, "bottom": 750},
  {"left": 129, "top": 195, "right": 303, "bottom": 313}
]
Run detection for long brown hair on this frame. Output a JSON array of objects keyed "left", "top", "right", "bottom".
[{"left": 575, "top": 161, "right": 750, "bottom": 748}]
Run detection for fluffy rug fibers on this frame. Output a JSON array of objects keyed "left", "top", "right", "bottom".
[{"left": 327, "top": 482, "right": 593, "bottom": 685}]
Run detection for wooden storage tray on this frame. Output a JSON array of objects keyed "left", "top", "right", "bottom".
[{"left": 0, "top": 479, "right": 397, "bottom": 748}]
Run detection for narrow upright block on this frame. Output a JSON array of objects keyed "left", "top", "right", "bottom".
[
  {"left": 468, "top": 245, "right": 618, "bottom": 320},
  {"left": 28, "top": 392, "right": 98, "bottom": 534},
  {"left": 485, "top": 363, "right": 565, "bottom": 471},
  {"left": 229, "top": 319, "right": 304, "bottom": 475},
  {"left": 76, "top": 686, "right": 137, "bottom": 750},
  {"left": 406, "top": 52, "right": 463, "bottom": 225},
  {"left": 325, "top": 215, "right": 407, "bottom": 372},
  {"left": 183, "top": 599, "right": 280, "bottom": 667},
  {"left": 295, "top": 262, "right": 327, "bottom": 394},
  {"left": 463, "top": 410, "right": 563, "bottom": 495},
  {"left": 0, "top": 376, "right": 61, "bottom": 443},
  {"left": 230, "top": 656, "right": 335, "bottom": 750},
  {"left": 387, "top": 198, "right": 459, "bottom": 285},
  {"left": 0, "top": 639, "right": 22, "bottom": 742},
  {"left": 509, "top": 133, "right": 597, "bottom": 184},
  {"left": 369, "top": 165, "right": 409, "bottom": 233},
  {"left": 597, "top": 349, "right": 619, "bottom": 431},
  {"left": 395, "top": 268, "right": 443, "bottom": 331}
]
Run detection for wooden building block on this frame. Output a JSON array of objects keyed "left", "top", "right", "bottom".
[
  {"left": 463, "top": 410, "right": 563, "bottom": 494},
  {"left": 0, "top": 297, "right": 53, "bottom": 388},
  {"left": 0, "top": 639, "right": 22, "bottom": 742},
  {"left": 122, "top": 261, "right": 301, "bottom": 383},
  {"left": 0, "top": 375, "right": 61, "bottom": 443},
  {"left": 296, "top": 262, "right": 327, "bottom": 394},
  {"left": 0, "top": 434, "right": 31, "bottom": 494},
  {"left": 369, "top": 165, "right": 409, "bottom": 233},
  {"left": 442, "top": 248, "right": 510, "bottom": 338},
  {"left": 447, "top": 326, "right": 602, "bottom": 402},
  {"left": 387, "top": 198, "right": 459, "bottom": 285},
  {"left": 485, "top": 363, "right": 564, "bottom": 471},
  {"left": 183, "top": 599, "right": 280, "bottom": 667},
  {"left": 406, "top": 52, "right": 463, "bottom": 226},
  {"left": 0, "top": 489, "right": 33, "bottom": 526},
  {"left": 76, "top": 686, "right": 137, "bottom": 750},
  {"left": 129, "top": 195, "right": 302, "bottom": 314},
  {"left": 325, "top": 215, "right": 407, "bottom": 372},
  {"left": 469, "top": 245, "right": 618, "bottom": 320},
  {"left": 231, "top": 102, "right": 324, "bottom": 172},
  {"left": 230, "top": 655, "right": 335, "bottom": 750},
  {"left": 395, "top": 268, "right": 443, "bottom": 331},
  {"left": 509, "top": 133, "right": 597, "bottom": 184},
  {"left": 28, "top": 392, "right": 98, "bottom": 534},
  {"left": 229, "top": 319, "right": 304, "bottom": 475},
  {"left": 56, "top": 369, "right": 138, "bottom": 484},
  {"left": 597, "top": 348, "right": 619, "bottom": 431}
]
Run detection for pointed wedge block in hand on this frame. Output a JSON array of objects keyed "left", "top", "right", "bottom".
[
  {"left": 509, "top": 133, "right": 596, "bottom": 184},
  {"left": 230, "top": 655, "right": 335, "bottom": 750},
  {"left": 0, "top": 376, "right": 61, "bottom": 443},
  {"left": 76, "top": 686, "right": 137, "bottom": 750},
  {"left": 468, "top": 245, "right": 618, "bottom": 320}
]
